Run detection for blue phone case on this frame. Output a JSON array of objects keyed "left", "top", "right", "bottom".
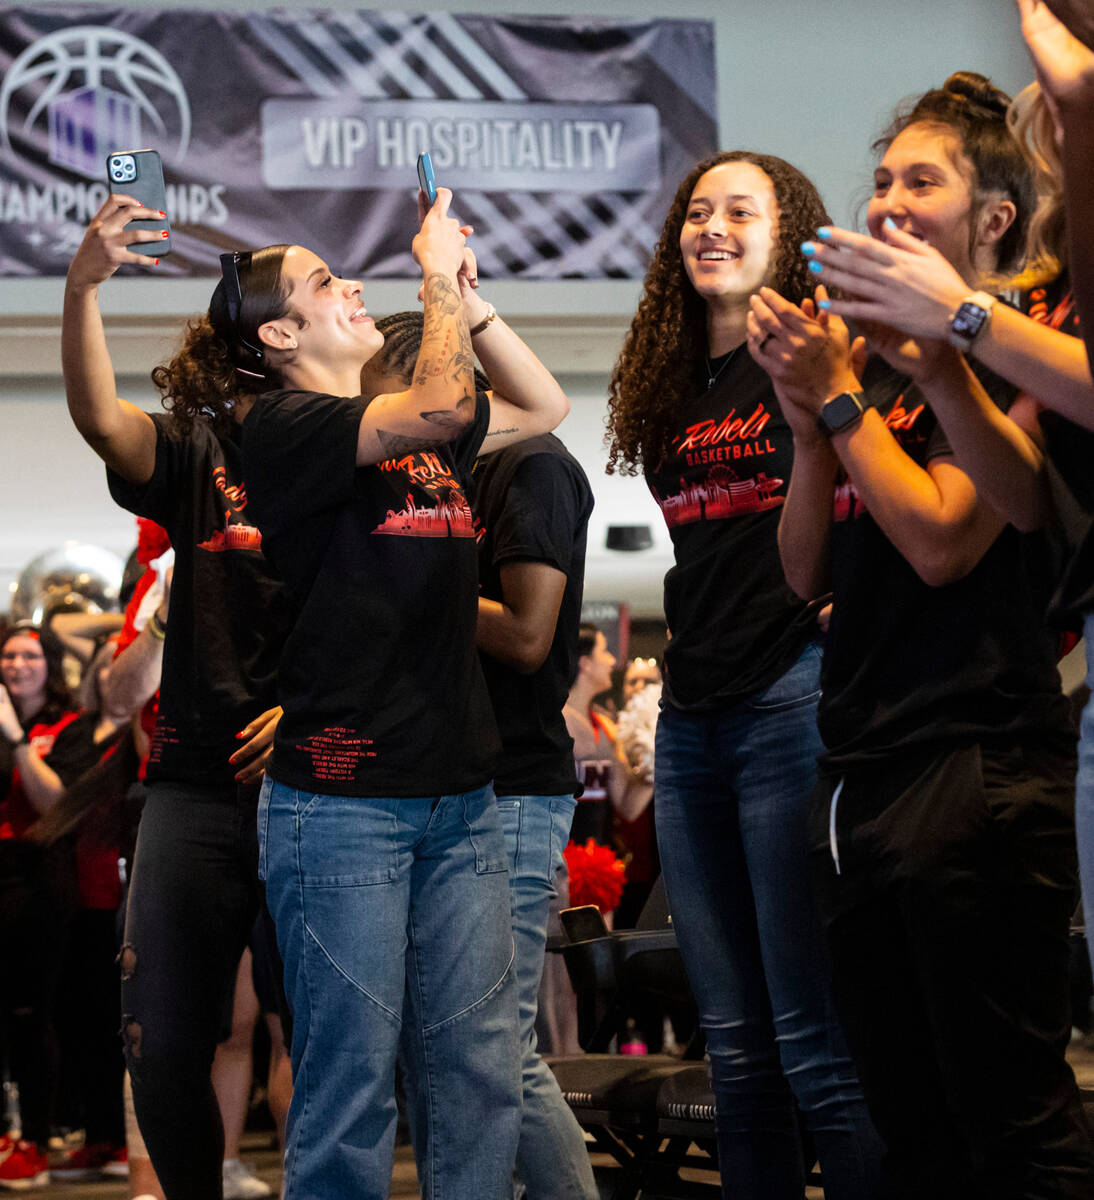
[{"left": 417, "top": 152, "right": 437, "bottom": 204}]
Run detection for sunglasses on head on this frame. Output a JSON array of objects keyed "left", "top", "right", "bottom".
[{"left": 218, "top": 251, "right": 267, "bottom": 374}]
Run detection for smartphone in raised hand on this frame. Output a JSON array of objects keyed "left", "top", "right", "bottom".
[
  {"left": 416, "top": 152, "right": 437, "bottom": 205},
  {"left": 106, "top": 149, "right": 171, "bottom": 256}
]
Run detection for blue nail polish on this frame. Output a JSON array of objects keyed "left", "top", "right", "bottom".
[
  {"left": 884, "top": 217, "right": 897, "bottom": 230},
  {"left": 801, "top": 241, "right": 816, "bottom": 255},
  {"left": 816, "top": 227, "right": 832, "bottom": 239},
  {"left": 809, "top": 260, "right": 824, "bottom": 275},
  {"left": 818, "top": 299, "right": 831, "bottom": 310}
]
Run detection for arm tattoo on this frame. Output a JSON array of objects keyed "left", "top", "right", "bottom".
[
  {"left": 415, "top": 273, "right": 475, "bottom": 393},
  {"left": 421, "top": 393, "right": 476, "bottom": 429},
  {"left": 485, "top": 426, "right": 519, "bottom": 439},
  {"left": 376, "top": 429, "right": 451, "bottom": 457}
]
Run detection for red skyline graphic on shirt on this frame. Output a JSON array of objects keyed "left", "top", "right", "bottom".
[
  {"left": 372, "top": 493, "right": 476, "bottom": 538},
  {"left": 652, "top": 466, "right": 784, "bottom": 528},
  {"left": 198, "top": 467, "right": 264, "bottom": 552},
  {"left": 198, "top": 524, "right": 263, "bottom": 552},
  {"left": 372, "top": 451, "right": 476, "bottom": 538}
]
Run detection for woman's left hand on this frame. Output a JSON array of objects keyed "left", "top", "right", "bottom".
[
  {"left": 748, "top": 286, "right": 864, "bottom": 415},
  {"left": 800, "top": 224, "right": 967, "bottom": 340},
  {"left": 0, "top": 685, "right": 24, "bottom": 744},
  {"left": 230, "top": 705, "right": 282, "bottom": 784}
]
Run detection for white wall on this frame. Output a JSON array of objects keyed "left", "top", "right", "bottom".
[{"left": 1, "top": 0, "right": 1037, "bottom": 615}]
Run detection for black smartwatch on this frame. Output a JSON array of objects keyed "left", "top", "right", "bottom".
[
  {"left": 816, "top": 390, "right": 865, "bottom": 438},
  {"left": 948, "top": 291, "right": 995, "bottom": 351}
]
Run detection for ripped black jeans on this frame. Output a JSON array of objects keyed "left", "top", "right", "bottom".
[{"left": 120, "top": 781, "right": 267, "bottom": 1199}]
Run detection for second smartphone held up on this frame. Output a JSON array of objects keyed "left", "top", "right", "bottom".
[
  {"left": 106, "top": 149, "right": 171, "bottom": 256},
  {"left": 417, "top": 152, "right": 437, "bottom": 205}
]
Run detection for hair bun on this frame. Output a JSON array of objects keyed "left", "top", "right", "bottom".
[{"left": 942, "top": 71, "right": 1010, "bottom": 119}]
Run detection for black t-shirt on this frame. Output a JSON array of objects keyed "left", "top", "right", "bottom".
[
  {"left": 643, "top": 350, "right": 823, "bottom": 710},
  {"left": 818, "top": 357, "right": 1071, "bottom": 772},
  {"left": 1025, "top": 277, "right": 1094, "bottom": 626},
  {"left": 471, "top": 434, "right": 593, "bottom": 797},
  {"left": 242, "top": 389, "right": 500, "bottom": 797},
  {"left": 108, "top": 414, "right": 288, "bottom": 787}
]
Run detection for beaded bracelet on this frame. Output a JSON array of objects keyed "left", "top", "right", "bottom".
[{"left": 469, "top": 303, "right": 497, "bottom": 337}]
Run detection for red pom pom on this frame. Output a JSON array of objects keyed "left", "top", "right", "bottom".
[
  {"left": 564, "top": 838, "right": 626, "bottom": 913},
  {"left": 136, "top": 518, "right": 171, "bottom": 565}
]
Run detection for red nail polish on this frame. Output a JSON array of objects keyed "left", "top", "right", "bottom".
[
  {"left": 158, "top": 210, "right": 166, "bottom": 217},
  {"left": 153, "top": 258, "right": 159, "bottom": 266},
  {"left": 161, "top": 231, "right": 169, "bottom": 239}
]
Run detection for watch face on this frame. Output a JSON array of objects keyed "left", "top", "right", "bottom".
[
  {"left": 823, "top": 392, "right": 863, "bottom": 431},
  {"left": 952, "top": 302, "right": 989, "bottom": 339}
]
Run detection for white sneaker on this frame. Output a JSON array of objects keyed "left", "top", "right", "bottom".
[{"left": 222, "top": 1157, "right": 272, "bottom": 1199}]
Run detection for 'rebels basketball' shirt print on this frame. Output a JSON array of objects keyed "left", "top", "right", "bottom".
[
  {"left": 644, "top": 351, "right": 822, "bottom": 712},
  {"left": 817, "top": 357, "right": 1070, "bottom": 772},
  {"left": 242, "top": 389, "right": 500, "bottom": 797},
  {"left": 108, "top": 414, "right": 288, "bottom": 787}
]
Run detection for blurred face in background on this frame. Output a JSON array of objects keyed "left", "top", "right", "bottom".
[
  {"left": 623, "top": 657, "right": 661, "bottom": 703},
  {"left": 580, "top": 632, "right": 616, "bottom": 696},
  {"left": 1, "top": 633, "right": 48, "bottom": 717}
]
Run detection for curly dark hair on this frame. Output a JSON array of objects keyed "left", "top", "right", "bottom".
[
  {"left": 605, "top": 151, "right": 829, "bottom": 476},
  {"left": 152, "top": 245, "right": 293, "bottom": 435},
  {"left": 874, "top": 71, "right": 1035, "bottom": 275}
]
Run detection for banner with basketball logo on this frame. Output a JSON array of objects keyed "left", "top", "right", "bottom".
[{"left": 0, "top": 6, "right": 717, "bottom": 278}]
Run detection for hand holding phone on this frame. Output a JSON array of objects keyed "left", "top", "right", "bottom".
[
  {"left": 106, "top": 149, "right": 171, "bottom": 256},
  {"left": 416, "top": 152, "right": 437, "bottom": 205}
]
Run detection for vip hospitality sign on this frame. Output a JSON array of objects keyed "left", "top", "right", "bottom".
[{"left": 0, "top": 6, "right": 717, "bottom": 278}]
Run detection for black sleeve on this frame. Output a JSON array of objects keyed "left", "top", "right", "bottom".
[
  {"left": 107, "top": 413, "right": 190, "bottom": 527},
  {"left": 243, "top": 391, "right": 366, "bottom": 536},
  {"left": 489, "top": 452, "right": 590, "bottom": 575},
  {"left": 44, "top": 713, "right": 102, "bottom": 787}
]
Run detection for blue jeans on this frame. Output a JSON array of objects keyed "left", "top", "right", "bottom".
[
  {"left": 1078, "top": 611, "right": 1094, "bottom": 980},
  {"left": 654, "top": 642, "right": 882, "bottom": 1200},
  {"left": 496, "top": 793, "right": 597, "bottom": 1200},
  {"left": 259, "top": 780, "right": 521, "bottom": 1200}
]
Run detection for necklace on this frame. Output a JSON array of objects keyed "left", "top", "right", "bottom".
[{"left": 704, "top": 343, "right": 742, "bottom": 390}]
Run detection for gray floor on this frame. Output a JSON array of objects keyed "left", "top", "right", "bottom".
[{"left": 27, "top": 1042, "right": 1094, "bottom": 1198}]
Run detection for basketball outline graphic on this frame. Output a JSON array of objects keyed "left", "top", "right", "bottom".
[{"left": 0, "top": 25, "right": 191, "bottom": 179}]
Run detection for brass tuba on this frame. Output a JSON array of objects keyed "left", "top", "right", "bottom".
[{"left": 9, "top": 541, "right": 126, "bottom": 625}]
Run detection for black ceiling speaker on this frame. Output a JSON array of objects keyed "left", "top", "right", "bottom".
[{"left": 605, "top": 524, "right": 653, "bottom": 552}]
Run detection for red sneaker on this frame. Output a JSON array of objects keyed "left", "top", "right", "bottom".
[
  {"left": 0, "top": 1140, "right": 49, "bottom": 1190},
  {"left": 51, "top": 1141, "right": 121, "bottom": 1180}
]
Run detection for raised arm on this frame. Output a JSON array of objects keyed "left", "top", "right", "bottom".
[
  {"left": 802, "top": 224, "right": 1094, "bottom": 429},
  {"left": 457, "top": 256, "right": 569, "bottom": 450},
  {"left": 62, "top": 195, "right": 164, "bottom": 483},
  {"left": 1018, "top": 0, "right": 1094, "bottom": 374},
  {"left": 0, "top": 688, "right": 66, "bottom": 815},
  {"left": 355, "top": 190, "right": 477, "bottom": 465},
  {"left": 102, "top": 572, "right": 169, "bottom": 718},
  {"left": 866, "top": 327, "right": 1051, "bottom": 531},
  {"left": 750, "top": 288, "right": 1006, "bottom": 588}
]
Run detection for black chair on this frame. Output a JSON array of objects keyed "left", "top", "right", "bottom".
[{"left": 546, "top": 896, "right": 721, "bottom": 1199}]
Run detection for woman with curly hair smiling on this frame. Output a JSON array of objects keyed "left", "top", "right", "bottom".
[{"left": 605, "top": 151, "right": 882, "bottom": 1199}]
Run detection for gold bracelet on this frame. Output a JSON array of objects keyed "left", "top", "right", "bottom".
[
  {"left": 469, "top": 303, "right": 497, "bottom": 337},
  {"left": 147, "top": 610, "right": 167, "bottom": 641}
]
